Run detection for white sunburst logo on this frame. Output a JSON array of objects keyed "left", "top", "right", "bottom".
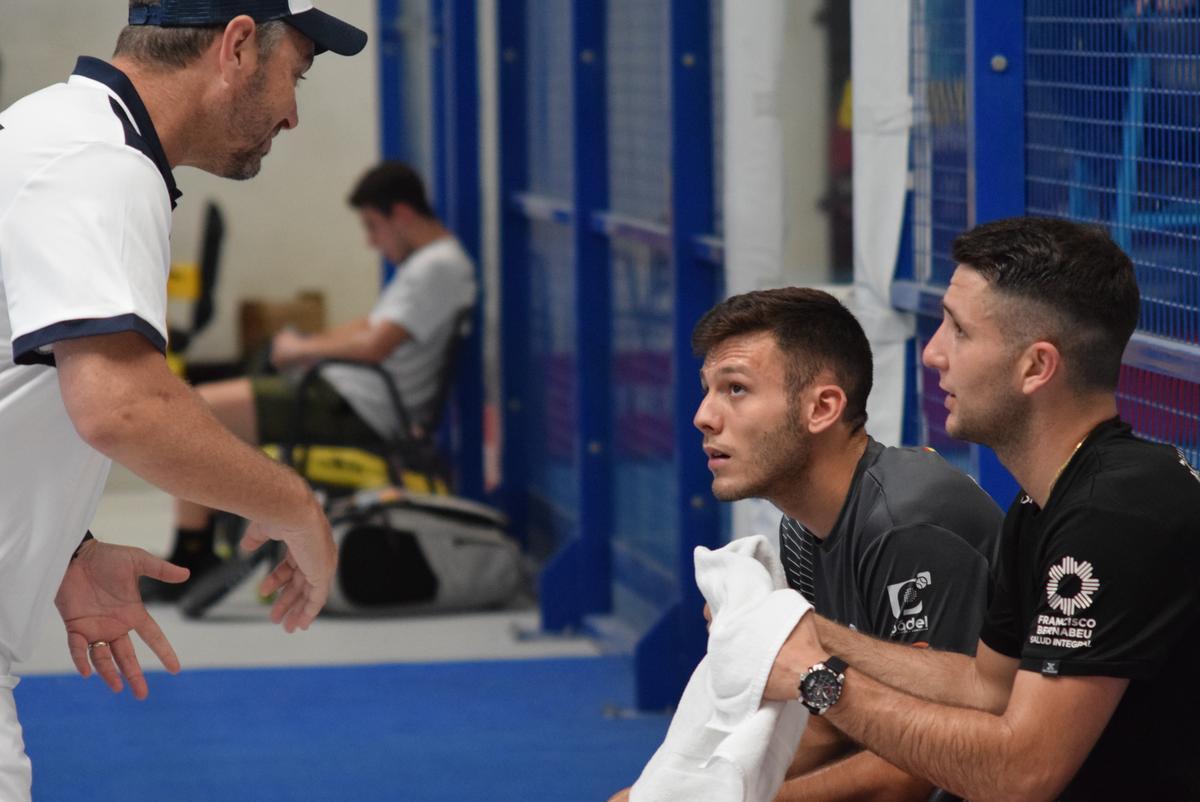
[{"left": 1046, "top": 556, "right": 1101, "bottom": 616}]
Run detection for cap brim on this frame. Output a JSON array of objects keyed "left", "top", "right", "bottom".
[{"left": 286, "top": 9, "right": 368, "bottom": 56}]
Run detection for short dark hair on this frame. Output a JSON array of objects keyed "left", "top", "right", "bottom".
[
  {"left": 348, "top": 161, "right": 436, "bottom": 218},
  {"left": 952, "top": 216, "right": 1140, "bottom": 392},
  {"left": 691, "top": 287, "right": 874, "bottom": 433},
  {"left": 114, "top": 1, "right": 286, "bottom": 70}
]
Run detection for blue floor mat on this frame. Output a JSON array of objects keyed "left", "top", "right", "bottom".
[{"left": 15, "top": 656, "right": 669, "bottom": 801}]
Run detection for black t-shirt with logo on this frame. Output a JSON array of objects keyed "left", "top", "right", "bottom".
[
  {"left": 780, "top": 438, "right": 1003, "bottom": 654},
  {"left": 979, "top": 418, "right": 1200, "bottom": 800}
]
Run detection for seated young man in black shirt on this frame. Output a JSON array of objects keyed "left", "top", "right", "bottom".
[
  {"left": 765, "top": 217, "right": 1200, "bottom": 801},
  {"left": 689, "top": 287, "right": 1004, "bottom": 801}
]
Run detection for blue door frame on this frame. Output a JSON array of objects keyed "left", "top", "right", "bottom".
[{"left": 379, "top": 0, "right": 485, "bottom": 501}]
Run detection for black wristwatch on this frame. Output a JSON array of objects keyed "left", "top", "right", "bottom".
[{"left": 797, "top": 655, "right": 848, "bottom": 715}]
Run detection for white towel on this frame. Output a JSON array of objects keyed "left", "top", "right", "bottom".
[{"left": 631, "top": 535, "right": 812, "bottom": 802}]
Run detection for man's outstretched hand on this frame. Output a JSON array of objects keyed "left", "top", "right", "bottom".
[
  {"left": 239, "top": 499, "right": 336, "bottom": 633},
  {"left": 55, "top": 538, "right": 188, "bottom": 699}
]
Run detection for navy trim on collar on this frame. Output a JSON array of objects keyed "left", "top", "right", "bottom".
[{"left": 71, "top": 56, "right": 182, "bottom": 210}]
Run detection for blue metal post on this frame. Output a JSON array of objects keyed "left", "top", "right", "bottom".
[
  {"left": 968, "top": 1, "right": 1024, "bottom": 224},
  {"left": 631, "top": 0, "right": 720, "bottom": 711},
  {"left": 377, "top": 0, "right": 405, "bottom": 161},
  {"left": 967, "top": 0, "right": 1023, "bottom": 506},
  {"left": 377, "top": 0, "right": 405, "bottom": 285},
  {"left": 429, "top": 0, "right": 449, "bottom": 217},
  {"left": 497, "top": 0, "right": 530, "bottom": 543},
  {"left": 538, "top": 0, "right": 614, "bottom": 631},
  {"left": 437, "top": 0, "right": 485, "bottom": 501}
]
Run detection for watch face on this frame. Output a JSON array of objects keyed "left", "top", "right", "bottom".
[{"left": 802, "top": 668, "right": 841, "bottom": 708}]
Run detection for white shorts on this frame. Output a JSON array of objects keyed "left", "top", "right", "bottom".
[{"left": 0, "top": 654, "right": 31, "bottom": 802}]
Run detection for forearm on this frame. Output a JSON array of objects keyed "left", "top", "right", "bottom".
[
  {"left": 815, "top": 616, "right": 998, "bottom": 710},
  {"left": 824, "top": 670, "right": 1030, "bottom": 802},
  {"left": 57, "top": 337, "right": 316, "bottom": 529},
  {"left": 323, "top": 318, "right": 371, "bottom": 339},
  {"left": 291, "top": 321, "right": 379, "bottom": 363},
  {"left": 99, "top": 383, "right": 314, "bottom": 527},
  {"left": 777, "top": 749, "right": 933, "bottom": 802},
  {"left": 785, "top": 714, "right": 854, "bottom": 778}
]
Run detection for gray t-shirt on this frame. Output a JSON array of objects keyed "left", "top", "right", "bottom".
[
  {"left": 780, "top": 438, "right": 1003, "bottom": 653},
  {"left": 322, "top": 236, "right": 476, "bottom": 438}
]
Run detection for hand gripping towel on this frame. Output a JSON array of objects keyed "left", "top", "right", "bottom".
[{"left": 631, "top": 535, "right": 812, "bottom": 802}]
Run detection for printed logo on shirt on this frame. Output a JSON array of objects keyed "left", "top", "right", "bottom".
[
  {"left": 886, "top": 571, "right": 932, "bottom": 636},
  {"left": 1030, "top": 612, "right": 1098, "bottom": 650},
  {"left": 887, "top": 571, "right": 931, "bottom": 617},
  {"left": 1045, "top": 556, "right": 1100, "bottom": 616},
  {"left": 1041, "top": 660, "right": 1059, "bottom": 675}
]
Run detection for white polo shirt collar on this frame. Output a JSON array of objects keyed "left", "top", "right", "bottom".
[{"left": 69, "top": 57, "right": 182, "bottom": 210}]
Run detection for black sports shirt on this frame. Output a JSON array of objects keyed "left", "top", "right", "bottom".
[
  {"left": 979, "top": 418, "right": 1200, "bottom": 800},
  {"left": 780, "top": 437, "right": 1003, "bottom": 653}
]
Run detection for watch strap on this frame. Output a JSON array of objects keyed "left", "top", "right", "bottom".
[{"left": 825, "top": 655, "right": 848, "bottom": 675}]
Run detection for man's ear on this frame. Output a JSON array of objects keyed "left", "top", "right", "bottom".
[
  {"left": 1018, "top": 340, "right": 1062, "bottom": 397},
  {"left": 216, "top": 15, "right": 259, "bottom": 84},
  {"left": 388, "top": 202, "right": 416, "bottom": 225},
  {"left": 806, "top": 382, "right": 849, "bottom": 435}
]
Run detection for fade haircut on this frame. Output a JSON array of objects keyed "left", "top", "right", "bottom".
[
  {"left": 114, "top": 0, "right": 288, "bottom": 70},
  {"left": 952, "top": 216, "right": 1140, "bottom": 392},
  {"left": 348, "top": 161, "right": 437, "bottom": 219},
  {"left": 691, "top": 287, "right": 874, "bottom": 433}
]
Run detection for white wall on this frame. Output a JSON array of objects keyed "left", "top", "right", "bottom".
[{"left": 0, "top": 1, "right": 381, "bottom": 362}]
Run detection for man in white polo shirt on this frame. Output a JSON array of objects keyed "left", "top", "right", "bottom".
[
  {"left": 145, "top": 161, "right": 477, "bottom": 602},
  {"left": 0, "top": 2, "right": 365, "bottom": 796}
]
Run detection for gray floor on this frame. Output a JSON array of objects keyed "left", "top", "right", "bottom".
[{"left": 20, "top": 466, "right": 597, "bottom": 677}]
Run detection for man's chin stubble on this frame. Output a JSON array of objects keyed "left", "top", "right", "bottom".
[{"left": 711, "top": 481, "right": 767, "bottom": 503}]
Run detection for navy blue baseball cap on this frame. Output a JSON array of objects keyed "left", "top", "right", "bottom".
[{"left": 128, "top": 1, "right": 368, "bottom": 56}]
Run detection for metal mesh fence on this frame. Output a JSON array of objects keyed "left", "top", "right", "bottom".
[
  {"left": 606, "top": 0, "right": 671, "bottom": 221},
  {"left": 909, "top": 2, "right": 1200, "bottom": 475},
  {"left": 1026, "top": 2, "right": 1200, "bottom": 344},
  {"left": 610, "top": 239, "right": 679, "bottom": 626},
  {"left": 526, "top": 220, "right": 579, "bottom": 556},
  {"left": 1117, "top": 365, "right": 1200, "bottom": 464},
  {"left": 605, "top": 0, "right": 678, "bottom": 626},
  {"left": 526, "top": 0, "right": 573, "bottom": 199},
  {"left": 911, "top": 0, "right": 970, "bottom": 287},
  {"left": 916, "top": 318, "right": 974, "bottom": 473},
  {"left": 1026, "top": 1, "right": 1200, "bottom": 461}
]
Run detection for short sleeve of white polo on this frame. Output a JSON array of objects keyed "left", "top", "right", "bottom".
[
  {"left": 368, "top": 240, "right": 475, "bottom": 342},
  {"left": 0, "top": 141, "right": 170, "bottom": 364}
]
